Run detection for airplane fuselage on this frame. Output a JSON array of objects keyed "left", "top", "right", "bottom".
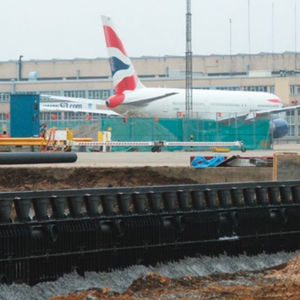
[{"left": 112, "top": 87, "right": 282, "bottom": 119}]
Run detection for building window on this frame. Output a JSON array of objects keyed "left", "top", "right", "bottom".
[
  {"left": 88, "top": 90, "right": 101, "bottom": 99},
  {"left": 40, "top": 90, "right": 62, "bottom": 96},
  {"left": 291, "top": 85, "right": 300, "bottom": 96},
  {"left": 40, "top": 112, "right": 62, "bottom": 121},
  {"left": 0, "top": 113, "right": 7, "bottom": 120},
  {"left": 215, "top": 86, "right": 241, "bottom": 91},
  {"left": 288, "top": 126, "right": 295, "bottom": 136},
  {"left": 242, "top": 86, "right": 268, "bottom": 92},
  {"left": 64, "top": 90, "right": 86, "bottom": 98},
  {"left": 88, "top": 89, "right": 111, "bottom": 99},
  {"left": 102, "top": 90, "right": 110, "bottom": 98},
  {"left": 290, "top": 85, "right": 295, "bottom": 96},
  {"left": 286, "top": 111, "right": 295, "bottom": 137},
  {"left": 63, "top": 111, "right": 87, "bottom": 120},
  {"left": 0, "top": 93, "right": 10, "bottom": 102}
]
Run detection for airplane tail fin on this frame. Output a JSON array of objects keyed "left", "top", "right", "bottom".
[{"left": 101, "top": 16, "right": 144, "bottom": 95}]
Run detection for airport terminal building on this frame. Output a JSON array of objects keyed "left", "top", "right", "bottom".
[{"left": 0, "top": 52, "right": 299, "bottom": 137}]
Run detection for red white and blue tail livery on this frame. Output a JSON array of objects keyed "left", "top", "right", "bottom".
[{"left": 102, "top": 16, "right": 144, "bottom": 108}]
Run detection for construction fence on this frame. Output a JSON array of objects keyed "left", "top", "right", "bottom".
[
  {"left": 0, "top": 116, "right": 271, "bottom": 151},
  {"left": 98, "top": 117, "right": 271, "bottom": 151}
]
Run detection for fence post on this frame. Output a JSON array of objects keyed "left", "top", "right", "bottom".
[
  {"left": 253, "top": 118, "right": 256, "bottom": 149},
  {"left": 235, "top": 113, "right": 238, "bottom": 141}
]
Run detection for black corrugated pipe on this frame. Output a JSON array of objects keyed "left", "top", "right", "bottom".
[{"left": 0, "top": 152, "right": 77, "bottom": 164}]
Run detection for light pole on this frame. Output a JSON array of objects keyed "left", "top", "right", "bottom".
[
  {"left": 295, "top": 0, "right": 297, "bottom": 71},
  {"left": 18, "top": 55, "right": 23, "bottom": 81},
  {"left": 248, "top": 0, "right": 251, "bottom": 55},
  {"left": 229, "top": 18, "right": 232, "bottom": 75},
  {"left": 185, "top": 0, "right": 193, "bottom": 119}
]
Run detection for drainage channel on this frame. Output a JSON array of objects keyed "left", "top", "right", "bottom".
[{"left": 0, "top": 180, "right": 299, "bottom": 285}]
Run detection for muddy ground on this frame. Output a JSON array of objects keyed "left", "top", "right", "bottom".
[{"left": 49, "top": 253, "right": 300, "bottom": 300}]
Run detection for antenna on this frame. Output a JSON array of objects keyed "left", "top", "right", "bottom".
[
  {"left": 272, "top": 2, "right": 274, "bottom": 54},
  {"left": 272, "top": 1, "right": 274, "bottom": 71},
  {"left": 229, "top": 18, "right": 232, "bottom": 75},
  {"left": 248, "top": 0, "right": 251, "bottom": 68},
  {"left": 185, "top": 0, "right": 193, "bottom": 119}
]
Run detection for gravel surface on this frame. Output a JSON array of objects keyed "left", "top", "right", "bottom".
[{"left": 0, "top": 252, "right": 296, "bottom": 300}]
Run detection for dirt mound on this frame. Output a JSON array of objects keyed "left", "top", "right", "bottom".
[
  {"left": 0, "top": 167, "right": 197, "bottom": 192},
  {"left": 266, "top": 253, "right": 300, "bottom": 282},
  {"left": 49, "top": 288, "right": 119, "bottom": 300}
]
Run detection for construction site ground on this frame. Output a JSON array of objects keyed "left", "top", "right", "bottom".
[
  {"left": 0, "top": 165, "right": 273, "bottom": 191},
  {"left": 0, "top": 150, "right": 277, "bottom": 191},
  {"left": 48, "top": 252, "right": 300, "bottom": 300},
  {"left": 1, "top": 145, "right": 300, "bottom": 299}
]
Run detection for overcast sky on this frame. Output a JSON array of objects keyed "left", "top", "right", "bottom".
[{"left": 0, "top": 0, "right": 299, "bottom": 61}]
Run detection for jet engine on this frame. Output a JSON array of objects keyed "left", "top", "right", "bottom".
[
  {"left": 106, "top": 94, "right": 125, "bottom": 108},
  {"left": 272, "top": 118, "right": 289, "bottom": 138}
]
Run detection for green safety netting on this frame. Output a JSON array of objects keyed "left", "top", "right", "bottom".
[
  {"left": 7, "top": 116, "right": 269, "bottom": 151},
  {"left": 99, "top": 117, "right": 271, "bottom": 151}
]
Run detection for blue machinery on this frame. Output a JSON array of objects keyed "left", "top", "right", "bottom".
[{"left": 10, "top": 94, "right": 40, "bottom": 138}]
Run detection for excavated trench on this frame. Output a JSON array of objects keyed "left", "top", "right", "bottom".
[
  {"left": 0, "top": 166, "right": 272, "bottom": 191},
  {"left": 1, "top": 165, "right": 299, "bottom": 300}
]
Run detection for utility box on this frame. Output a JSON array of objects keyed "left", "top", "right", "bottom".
[{"left": 10, "top": 94, "right": 40, "bottom": 137}]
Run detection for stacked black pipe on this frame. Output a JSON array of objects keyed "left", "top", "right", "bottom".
[{"left": 0, "top": 181, "right": 300, "bottom": 284}]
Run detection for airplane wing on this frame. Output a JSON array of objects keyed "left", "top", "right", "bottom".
[
  {"left": 123, "top": 92, "right": 179, "bottom": 106},
  {"left": 249, "top": 105, "right": 300, "bottom": 119},
  {"left": 40, "top": 103, "right": 119, "bottom": 115},
  {"left": 217, "top": 105, "right": 300, "bottom": 123},
  {"left": 40, "top": 95, "right": 119, "bottom": 116},
  {"left": 40, "top": 95, "right": 105, "bottom": 105}
]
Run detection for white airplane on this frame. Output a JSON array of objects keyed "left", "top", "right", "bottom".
[
  {"left": 43, "top": 15, "right": 300, "bottom": 138},
  {"left": 101, "top": 16, "right": 294, "bottom": 138}
]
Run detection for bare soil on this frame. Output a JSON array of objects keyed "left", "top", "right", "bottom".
[
  {"left": 0, "top": 165, "right": 272, "bottom": 192},
  {"left": 0, "top": 167, "right": 197, "bottom": 192}
]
